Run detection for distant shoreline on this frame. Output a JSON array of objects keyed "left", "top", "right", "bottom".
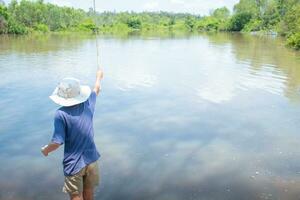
[{"left": 0, "top": 0, "right": 299, "bottom": 50}]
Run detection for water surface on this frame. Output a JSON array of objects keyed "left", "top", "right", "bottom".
[{"left": 0, "top": 33, "right": 300, "bottom": 200}]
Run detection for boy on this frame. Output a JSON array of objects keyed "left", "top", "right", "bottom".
[{"left": 41, "top": 70, "right": 104, "bottom": 200}]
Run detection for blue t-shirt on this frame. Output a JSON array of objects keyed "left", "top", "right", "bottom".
[{"left": 51, "top": 91, "right": 100, "bottom": 176}]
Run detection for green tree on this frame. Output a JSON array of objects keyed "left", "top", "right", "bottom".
[
  {"left": 78, "top": 18, "right": 97, "bottom": 32},
  {"left": 261, "top": 0, "right": 280, "bottom": 29},
  {"left": 283, "top": 3, "right": 300, "bottom": 49},
  {"left": 0, "top": 3, "right": 27, "bottom": 34},
  {"left": 212, "top": 7, "right": 230, "bottom": 19},
  {"left": 0, "top": 5, "right": 8, "bottom": 33},
  {"left": 229, "top": 12, "right": 253, "bottom": 31},
  {"left": 234, "top": 0, "right": 260, "bottom": 16},
  {"left": 126, "top": 17, "right": 141, "bottom": 29},
  {"left": 196, "top": 16, "right": 220, "bottom": 31},
  {"left": 228, "top": 0, "right": 260, "bottom": 31},
  {"left": 184, "top": 16, "right": 196, "bottom": 30}
]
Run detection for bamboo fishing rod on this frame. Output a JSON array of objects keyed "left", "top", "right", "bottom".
[{"left": 93, "top": 0, "right": 101, "bottom": 70}]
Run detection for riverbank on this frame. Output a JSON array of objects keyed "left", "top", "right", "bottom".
[{"left": 0, "top": 0, "right": 299, "bottom": 50}]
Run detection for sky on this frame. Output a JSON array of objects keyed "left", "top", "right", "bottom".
[{"left": 3, "top": 0, "right": 240, "bottom": 15}]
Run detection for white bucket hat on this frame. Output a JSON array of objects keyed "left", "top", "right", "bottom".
[{"left": 49, "top": 77, "right": 91, "bottom": 107}]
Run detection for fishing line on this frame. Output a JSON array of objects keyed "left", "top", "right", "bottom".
[{"left": 93, "top": 0, "right": 101, "bottom": 70}]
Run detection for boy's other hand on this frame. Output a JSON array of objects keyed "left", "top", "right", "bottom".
[{"left": 41, "top": 145, "right": 48, "bottom": 157}]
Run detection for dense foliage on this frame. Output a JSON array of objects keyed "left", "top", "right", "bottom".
[
  {"left": 227, "top": 0, "right": 300, "bottom": 49},
  {"left": 0, "top": 0, "right": 86, "bottom": 33},
  {"left": 0, "top": 0, "right": 299, "bottom": 49}
]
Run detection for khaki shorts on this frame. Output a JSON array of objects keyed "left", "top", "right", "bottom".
[{"left": 63, "top": 161, "right": 100, "bottom": 195}]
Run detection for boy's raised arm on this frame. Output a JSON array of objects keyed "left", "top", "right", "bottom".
[{"left": 93, "top": 69, "right": 104, "bottom": 96}]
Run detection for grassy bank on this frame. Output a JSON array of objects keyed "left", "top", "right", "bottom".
[{"left": 0, "top": 0, "right": 299, "bottom": 50}]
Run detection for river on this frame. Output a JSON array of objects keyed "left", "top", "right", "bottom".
[{"left": 0, "top": 33, "right": 300, "bottom": 200}]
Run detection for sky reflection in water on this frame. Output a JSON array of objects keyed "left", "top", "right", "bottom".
[{"left": 0, "top": 33, "right": 300, "bottom": 200}]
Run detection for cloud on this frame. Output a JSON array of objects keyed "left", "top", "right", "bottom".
[
  {"left": 48, "top": 0, "right": 72, "bottom": 7},
  {"left": 3, "top": 0, "right": 240, "bottom": 14},
  {"left": 169, "top": 0, "right": 185, "bottom": 5},
  {"left": 143, "top": 1, "right": 159, "bottom": 10}
]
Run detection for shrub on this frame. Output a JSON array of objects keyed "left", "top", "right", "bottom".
[
  {"left": 242, "top": 19, "right": 262, "bottom": 32},
  {"left": 184, "top": 16, "right": 196, "bottom": 30},
  {"left": 0, "top": 5, "right": 27, "bottom": 34},
  {"left": 34, "top": 23, "right": 49, "bottom": 33},
  {"left": 196, "top": 17, "right": 220, "bottom": 31},
  {"left": 283, "top": 4, "right": 300, "bottom": 35},
  {"left": 78, "top": 18, "right": 97, "bottom": 32},
  {"left": 126, "top": 17, "right": 141, "bottom": 29},
  {"left": 287, "top": 32, "right": 300, "bottom": 50},
  {"left": 228, "top": 12, "right": 252, "bottom": 31},
  {"left": 0, "top": 5, "right": 8, "bottom": 33},
  {"left": 7, "top": 18, "right": 27, "bottom": 34}
]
